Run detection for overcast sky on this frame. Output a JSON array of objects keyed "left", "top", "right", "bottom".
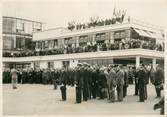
[{"left": 2, "top": 0, "right": 167, "bottom": 30}]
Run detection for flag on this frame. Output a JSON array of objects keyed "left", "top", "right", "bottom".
[{"left": 113, "top": 7, "right": 116, "bottom": 17}]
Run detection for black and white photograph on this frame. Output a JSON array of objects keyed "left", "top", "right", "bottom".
[{"left": 1, "top": 0, "right": 166, "bottom": 116}]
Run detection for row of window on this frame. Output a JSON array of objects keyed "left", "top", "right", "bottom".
[
  {"left": 3, "top": 36, "right": 32, "bottom": 50},
  {"left": 3, "top": 17, "right": 42, "bottom": 34},
  {"left": 35, "top": 30, "right": 131, "bottom": 50}
]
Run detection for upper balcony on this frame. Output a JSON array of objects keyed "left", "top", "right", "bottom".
[
  {"left": 2, "top": 48, "right": 164, "bottom": 63},
  {"left": 3, "top": 42, "right": 164, "bottom": 60}
]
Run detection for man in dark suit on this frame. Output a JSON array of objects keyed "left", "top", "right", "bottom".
[
  {"left": 60, "top": 68, "right": 68, "bottom": 101},
  {"left": 153, "top": 64, "right": 164, "bottom": 98},
  {"left": 51, "top": 69, "right": 57, "bottom": 89},
  {"left": 82, "top": 63, "right": 89, "bottom": 101},
  {"left": 138, "top": 64, "right": 146, "bottom": 102},
  {"left": 133, "top": 67, "right": 139, "bottom": 96},
  {"left": 75, "top": 63, "right": 83, "bottom": 103},
  {"left": 123, "top": 66, "right": 129, "bottom": 98},
  {"left": 91, "top": 67, "right": 99, "bottom": 99}
]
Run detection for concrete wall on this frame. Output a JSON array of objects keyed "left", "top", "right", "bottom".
[
  {"left": 54, "top": 61, "right": 63, "bottom": 68},
  {"left": 40, "top": 61, "right": 48, "bottom": 69}
]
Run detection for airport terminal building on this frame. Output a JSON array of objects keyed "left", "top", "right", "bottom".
[{"left": 2, "top": 17, "right": 165, "bottom": 70}]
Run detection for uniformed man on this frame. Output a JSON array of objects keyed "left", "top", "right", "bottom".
[
  {"left": 91, "top": 67, "right": 99, "bottom": 99},
  {"left": 42, "top": 69, "right": 48, "bottom": 85},
  {"left": 22, "top": 68, "right": 28, "bottom": 84},
  {"left": 86, "top": 64, "right": 93, "bottom": 99},
  {"left": 138, "top": 64, "right": 146, "bottom": 102},
  {"left": 35, "top": 68, "right": 41, "bottom": 84},
  {"left": 74, "top": 63, "right": 83, "bottom": 103},
  {"left": 17, "top": 69, "right": 22, "bottom": 84},
  {"left": 29, "top": 68, "right": 35, "bottom": 84},
  {"left": 116, "top": 65, "right": 124, "bottom": 102},
  {"left": 60, "top": 68, "right": 68, "bottom": 101},
  {"left": 153, "top": 64, "right": 164, "bottom": 98},
  {"left": 123, "top": 66, "right": 129, "bottom": 98},
  {"left": 82, "top": 63, "right": 89, "bottom": 101},
  {"left": 98, "top": 67, "right": 107, "bottom": 99},
  {"left": 133, "top": 66, "right": 139, "bottom": 96},
  {"left": 144, "top": 65, "right": 150, "bottom": 100},
  {"left": 51, "top": 69, "right": 58, "bottom": 89},
  {"left": 128, "top": 66, "right": 134, "bottom": 84},
  {"left": 3, "top": 68, "right": 11, "bottom": 83}
]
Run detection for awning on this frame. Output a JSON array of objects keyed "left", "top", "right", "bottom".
[
  {"left": 145, "top": 31, "right": 157, "bottom": 38},
  {"left": 134, "top": 28, "right": 150, "bottom": 37},
  {"left": 134, "top": 28, "right": 164, "bottom": 39}
]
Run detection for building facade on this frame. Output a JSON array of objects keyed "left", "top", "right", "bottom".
[
  {"left": 2, "top": 16, "right": 43, "bottom": 69},
  {"left": 2, "top": 18, "right": 165, "bottom": 70}
]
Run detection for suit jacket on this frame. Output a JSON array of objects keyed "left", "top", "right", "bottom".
[
  {"left": 116, "top": 69, "right": 124, "bottom": 86},
  {"left": 108, "top": 69, "right": 117, "bottom": 86}
]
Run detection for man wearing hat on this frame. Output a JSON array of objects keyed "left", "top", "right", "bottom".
[
  {"left": 98, "top": 67, "right": 108, "bottom": 99},
  {"left": 75, "top": 63, "right": 83, "bottom": 103},
  {"left": 91, "top": 67, "right": 99, "bottom": 99},
  {"left": 138, "top": 64, "right": 146, "bottom": 102},
  {"left": 153, "top": 64, "right": 164, "bottom": 98},
  {"left": 60, "top": 68, "right": 68, "bottom": 101},
  {"left": 123, "top": 66, "right": 129, "bottom": 98},
  {"left": 108, "top": 65, "right": 117, "bottom": 102},
  {"left": 116, "top": 64, "right": 124, "bottom": 102},
  {"left": 10, "top": 67, "right": 18, "bottom": 89},
  {"left": 82, "top": 63, "right": 89, "bottom": 101}
]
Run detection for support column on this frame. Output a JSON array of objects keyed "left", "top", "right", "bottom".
[
  {"left": 13, "top": 36, "right": 16, "bottom": 49},
  {"left": 30, "top": 62, "right": 34, "bottom": 69},
  {"left": 152, "top": 58, "right": 156, "bottom": 70},
  {"left": 136, "top": 56, "right": 140, "bottom": 68}
]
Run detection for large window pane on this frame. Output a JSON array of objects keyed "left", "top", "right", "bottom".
[{"left": 3, "top": 36, "right": 14, "bottom": 50}]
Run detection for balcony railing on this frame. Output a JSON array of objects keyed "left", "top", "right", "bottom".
[{"left": 3, "top": 40, "right": 164, "bottom": 58}]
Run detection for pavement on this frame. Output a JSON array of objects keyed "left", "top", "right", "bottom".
[{"left": 3, "top": 84, "right": 163, "bottom": 115}]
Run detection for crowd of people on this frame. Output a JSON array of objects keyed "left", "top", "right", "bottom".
[
  {"left": 3, "top": 62, "right": 164, "bottom": 103},
  {"left": 3, "top": 39, "right": 164, "bottom": 57},
  {"left": 67, "top": 10, "right": 126, "bottom": 31}
]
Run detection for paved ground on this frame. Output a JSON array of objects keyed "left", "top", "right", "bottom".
[{"left": 3, "top": 84, "right": 163, "bottom": 115}]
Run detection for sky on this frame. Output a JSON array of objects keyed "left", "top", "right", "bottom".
[{"left": 2, "top": 0, "right": 167, "bottom": 30}]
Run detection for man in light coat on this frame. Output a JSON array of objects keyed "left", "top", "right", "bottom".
[
  {"left": 11, "top": 67, "right": 18, "bottom": 89},
  {"left": 116, "top": 65, "right": 124, "bottom": 102},
  {"left": 108, "top": 65, "right": 117, "bottom": 102}
]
